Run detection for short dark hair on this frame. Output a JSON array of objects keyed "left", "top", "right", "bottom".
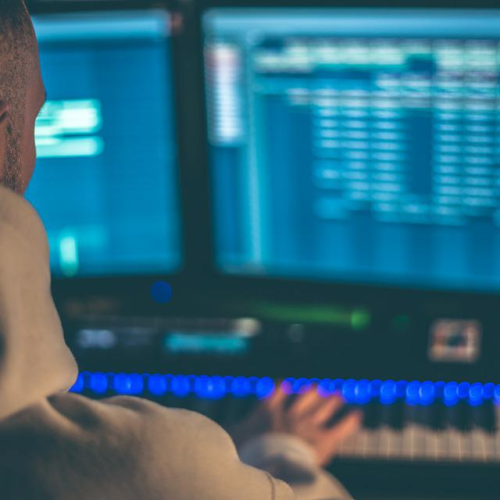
[
  {"left": 0, "top": 0, "right": 36, "bottom": 192},
  {"left": 0, "top": 0, "right": 33, "bottom": 36},
  {"left": 0, "top": 0, "right": 35, "bottom": 103}
]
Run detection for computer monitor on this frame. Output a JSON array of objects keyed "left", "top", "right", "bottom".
[
  {"left": 203, "top": 7, "right": 500, "bottom": 293},
  {"left": 27, "top": 10, "right": 182, "bottom": 277}
]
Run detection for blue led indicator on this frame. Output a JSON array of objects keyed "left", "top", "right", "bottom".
[
  {"left": 77, "top": 371, "right": 499, "bottom": 409},
  {"left": 233, "top": 377, "right": 251, "bottom": 397},
  {"left": 89, "top": 372, "right": 108, "bottom": 394},
  {"left": 317, "top": 378, "right": 332, "bottom": 397},
  {"left": 150, "top": 280, "right": 173, "bottom": 304},
  {"left": 70, "top": 373, "right": 85, "bottom": 393},
  {"left": 342, "top": 379, "right": 357, "bottom": 403},
  {"left": 434, "top": 381, "right": 445, "bottom": 398},
  {"left": 355, "top": 379, "right": 371, "bottom": 404},
  {"left": 396, "top": 380, "right": 407, "bottom": 399},
  {"left": 380, "top": 380, "right": 397, "bottom": 405},
  {"left": 458, "top": 382, "right": 471, "bottom": 400},
  {"left": 171, "top": 375, "right": 190, "bottom": 397},
  {"left": 369, "top": 379, "right": 382, "bottom": 398},
  {"left": 419, "top": 381, "right": 435, "bottom": 406},
  {"left": 256, "top": 377, "right": 275, "bottom": 399},
  {"left": 293, "top": 378, "right": 310, "bottom": 394},
  {"left": 148, "top": 374, "right": 168, "bottom": 396},
  {"left": 406, "top": 381, "right": 421, "bottom": 405},
  {"left": 444, "top": 382, "right": 459, "bottom": 406},
  {"left": 482, "top": 383, "right": 495, "bottom": 400},
  {"left": 494, "top": 384, "right": 500, "bottom": 403}
]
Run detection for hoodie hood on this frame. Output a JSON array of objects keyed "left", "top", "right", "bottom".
[{"left": 0, "top": 185, "right": 77, "bottom": 421}]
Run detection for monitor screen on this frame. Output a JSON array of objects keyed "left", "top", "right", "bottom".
[
  {"left": 204, "top": 8, "right": 500, "bottom": 292},
  {"left": 27, "top": 10, "right": 182, "bottom": 277}
]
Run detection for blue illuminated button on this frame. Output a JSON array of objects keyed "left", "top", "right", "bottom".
[
  {"left": 444, "top": 382, "right": 459, "bottom": 406},
  {"left": 148, "top": 374, "right": 168, "bottom": 396},
  {"left": 406, "top": 381, "right": 421, "bottom": 405},
  {"left": 293, "top": 378, "right": 310, "bottom": 394},
  {"left": 368, "top": 379, "right": 382, "bottom": 399},
  {"left": 171, "top": 375, "right": 191, "bottom": 397},
  {"left": 70, "top": 373, "right": 85, "bottom": 393},
  {"left": 419, "top": 381, "right": 435, "bottom": 406},
  {"left": 395, "top": 381, "right": 407, "bottom": 399},
  {"left": 151, "top": 281, "right": 173, "bottom": 304},
  {"left": 113, "top": 373, "right": 144, "bottom": 395},
  {"left": 458, "top": 382, "right": 470, "bottom": 400},
  {"left": 482, "top": 383, "right": 495, "bottom": 400},
  {"left": 380, "top": 380, "right": 397, "bottom": 405},
  {"left": 318, "top": 378, "right": 333, "bottom": 397},
  {"left": 256, "top": 377, "right": 275, "bottom": 399},
  {"left": 89, "top": 372, "right": 108, "bottom": 394},
  {"left": 342, "top": 379, "right": 357, "bottom": 404},
  {"left": 355, "top": 379, "right": 371, "bottom": 404},
  {"left": 232, "top": 377, "right": 251, "bottom": 398},
  {"left": 195, "top": 376, "right": 226, "bottom": 399},
  {"left": 469, "top": 383, "right": 484, "bottom": 406}
]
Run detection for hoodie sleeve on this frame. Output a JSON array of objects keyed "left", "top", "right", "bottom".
[
  {"left": 239, "top": 434, "right": 354, "bottom": 500},
  {"left": 0, "top": 185, "right": 77, "bottom": 421}
]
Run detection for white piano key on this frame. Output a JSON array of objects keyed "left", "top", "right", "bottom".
[
  {"left": 400, "top": 425, "right": 414, "bottom": 460},
  {"left": 458, "top": 432, "right": 473, "bottom": 461},
  {"left": 470, "top": 429, "right": 488, "bottom": 462},
  {"left": 387, "top": 429, "right": 404, "bottom": 459},
  {"left": 482, "top": 431, "right": 497, "bottom": 462},
  {"left": 337, "top": 432, "right": 359, "bottom": 457},
  {"left": 435, "top": 431, "right": 449, "bottom": 461},
  {"left": 377, "top": 427, "right": 392, "bottom": 459},
  {"left": 354, "top": 429, "right": 371, "bottom": 459},
  {"left": 423, "top": 430, "right": 439, "bottom": 461},
  {"left": 364, "top": 429, "right": 381, "bottom": 458},
  {"left": 446, "top": 429, "right": 463, "bottom": 461}
]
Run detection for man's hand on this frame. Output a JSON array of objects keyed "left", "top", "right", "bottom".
[{"left": 230, "top": 384, "right": 363, "bottom": 467}]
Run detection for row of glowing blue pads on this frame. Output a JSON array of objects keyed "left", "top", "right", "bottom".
[{"left": 70, "top": 372, "right": 500, "bottom": 407}]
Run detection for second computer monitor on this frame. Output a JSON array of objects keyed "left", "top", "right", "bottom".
[
  {"left": 28, "top": 9, "right": 181, "bottom": 277},
  {"left": 204, "top": 8, "right": 500, "bottom": 293}
]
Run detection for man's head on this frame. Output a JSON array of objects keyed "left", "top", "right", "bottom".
[{"left": 0, "top": 0, "right": 45, "bottom": 194}]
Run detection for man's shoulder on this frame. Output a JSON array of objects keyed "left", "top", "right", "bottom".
[
  {"left": 1, "top": 394, "right": 293, "bottom": 500},
  {"left": 47, "top": 393, "right": 237, "bottom": 457}
]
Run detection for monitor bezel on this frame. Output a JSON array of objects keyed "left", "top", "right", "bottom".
[{"left": 193, "top": 0, "right": 500, "bottom": 315}]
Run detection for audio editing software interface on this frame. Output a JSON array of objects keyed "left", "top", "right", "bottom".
[
  {"left": 204, "top": 9, "right": 500, "bottom": 292},
  {"left": 28, "top": 11, "right": 182, "bottom": 277}
]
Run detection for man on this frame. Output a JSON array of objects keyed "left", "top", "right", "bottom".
[{"left": 0, "top": 1, "right": 362, "bottom": 498}]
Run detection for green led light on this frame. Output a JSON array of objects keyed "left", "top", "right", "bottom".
[
  {"left": 351, "top": 310, "right": 371, "bottom": 331},
  {"left": 253, "top": 302, "right": 371, "bottom": 330}
]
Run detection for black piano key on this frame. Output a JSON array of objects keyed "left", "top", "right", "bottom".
[
  {"left": 446, "top": 401, "right": 473, "bottom": 432},
  {"left": 363, "top": 401, "right": 382, "bottom": 429},
  {"left": 430, "top": 401, "right": 447, "bottom": 430},
  {"left": 380, "top": 400, "right": 405, "bottom": 430},
  {"left": 472, "top": 399, "right": 496, "bottom": 433}
]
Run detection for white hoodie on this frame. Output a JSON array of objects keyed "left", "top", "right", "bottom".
[{"left": 0, "top": 185, "right": 351, "bottom": 500}]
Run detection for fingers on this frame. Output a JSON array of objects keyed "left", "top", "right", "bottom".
[
  {"left": 325, "top": 410, "right": 363, "bottom": 444},
  {"left": 263, "top": 384, "right": 288, "bottom": 412},
  {"left": 310, "top": 395, "right": 345, "bottom": 425},
  {"left": 288, "top": 386, "right": 323, "bottom": 416}
]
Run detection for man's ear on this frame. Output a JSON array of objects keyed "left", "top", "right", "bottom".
[{"left": 0, "top": 101, "right": 9, "bottom": 177}]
